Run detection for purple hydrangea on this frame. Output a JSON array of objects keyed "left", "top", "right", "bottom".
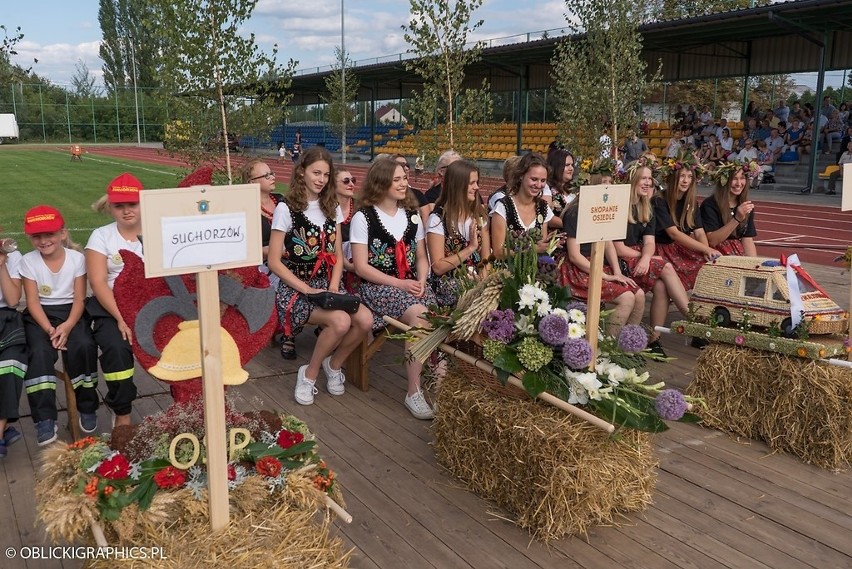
[
  {"left": 655, "top": 389, "right": 688, "bottom": 421},
  {"left": 481, "top": 309, "right": 516, "bottom": 343},
  {"left": 618, "top": 324, "right": 648, "bottom": 353},
  {"left": 565, "top": 301, "right": 587, "bottom": 315},
  {"left": 538, "top": 313, "right": 569, "bottom": 346},
  {"left": 562, "top": 338, "right": 594, "bottom": 369},
  {"left": 538, "top": 255, "right": 556, "bottom": 268}
]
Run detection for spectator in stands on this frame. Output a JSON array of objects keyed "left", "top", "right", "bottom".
[
  {"left": 707, "top": 133, "right": 726, "bottom": 166},
  {"left": 681, "top": 126, "right": 696, "bottom": 150},
  {"left": 822, "top": 109, "right": 845, "bottom": 154},
  {"left": 426, "top": 160, "right": 490, "bottom": 307},
  {"left": 745, "top": 101, "right": 759, "bottom": 120},
  {"left": 490, "top": 153, "right": 554, "bottom": 260},
  {"left": 416, "top": 150, "right": 461, "bottom": 215},
  {"left": 836, "top": 125, "right": 852, "bottom": 164},
  {"left": 622, "top": 129, "right": 649, "bottom": 165},
  {"left": 665, "top": 127, "right": 683, "bottom": 158},
  {"left": 697, "top": 140, "right": 715, "bottom": 170},
  {"left": 684, "top": 105, "right": 698, "bottom": 125},
  {"left": 754, "top": 119, "right": 771, "bottom": 143},
  {"left": 673, "top": 105, "right": 686, "bottom": 124},
  {"left": 774, "top": 100, "right": 790, "bottom": 123},
  {"left": 784, "top": 118, "right": 805, "bottom": 153},
  {"left": 700, "top": 163, "right": 757, "bottom": 256},
  {"left": 754, "top": 140, "right": 775, "bottom": 187},
  {"left": 765, "top": 128, "right": 785, "bottom": 158},
  {"left": 699, "top": 105, "right": 713, "bottom": 125},
  {"left": 613, "top": 165, "right": 691, "bottom": 356},
  {"left": 826, "top": 140, "right": 852, "bottom": 195},
  {"left": 744, "top": 118, "right": 759, "bottom": 143},
  {"left": 719, "top": 128, "right": 734, "bottom": 157},
  {"left": 350, "top": 158, "right": 437, "bottom": 419},
  {"left": 820, "top": 96, "right": 837, "bottom": 118},
  {"left": 714, "top": 118, "right": 729, "bottom": 141},
  {"left": 765, "top": 110, "right": 780, "bottom": 130},
  {"left": 736, "top": 138, "right": 758, "bottom": 162},
  {"left": 839, "top": 102, "right": 850, "bottom": 124},
  {"left": 791, "top": 101, "right": 803, "bottom": 121}
]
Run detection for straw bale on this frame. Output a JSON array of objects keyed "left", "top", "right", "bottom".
[
  {"left": 433, "top": 363, "right": 657, "bottom": 542},
  {"left": 688, "top": 345, "right": 852, "bottom": 470}
]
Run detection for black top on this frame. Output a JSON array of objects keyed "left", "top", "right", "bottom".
[
  {"left": 261, "top": 193, "right": 284, "bottom": 247},
  {"left": 699, "top": 197, "right": 756, "bottom": 239},
  {"left": 416, "top": 184, "right": 442, "bottom": 206},
  {"left": 652, "top": 195, "right": 703, "bottom": 245},
  {"left": 621, "top": 205, "right": 655, "bottom": 247},
  {"left": 562, "top": 205, "right": 592, "bottom": 257}
]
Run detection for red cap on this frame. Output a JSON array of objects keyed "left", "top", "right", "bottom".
[
  {"left": 24, "top": 205, "right": 65, "bottom": 235},
  {"left": 106, "top": 172, "right": 143, "bottom": 204}
]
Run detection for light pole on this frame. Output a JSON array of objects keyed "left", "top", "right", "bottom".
[
  {"left": 340, "top": 0, "right": 346, "bottom": 163},
  {"left": 129, "top": 37, "right": 141, "bottom": 146}
]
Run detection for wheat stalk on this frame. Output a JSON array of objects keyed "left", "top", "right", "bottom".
[{"left": 452, "top": 280, "right": 503, "bottom": 340}]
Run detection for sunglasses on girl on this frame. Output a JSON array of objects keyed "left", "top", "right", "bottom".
[{"left": 341, "top": 177, "right": 357, "bottom": 185}]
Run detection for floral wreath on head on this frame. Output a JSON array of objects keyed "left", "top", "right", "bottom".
[
  {"left": 709, "top": 159, "right": 761, "bottom": 187},
  {"left": 625, "top": 154, "right": 660, "bottom": 183},
  {"left": 576, "top": 156, "right": 624, "bottom": 186},
  {"left": 657, "top": 150, "right": 706, "bottom": 183}
]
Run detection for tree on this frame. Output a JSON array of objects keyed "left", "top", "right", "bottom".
[
  {"left": 1, "top": 24, "right": 36, "bottom": 83},
  {"left": 148, "top": 0, "right": 295, "bottom": 182},
  {"left": 99, "top": 0, "right": 161, "bottom": 94},
  {"left": 551, "top": 0, "right": 659, "bottom": 161},
  {"left": 402, "top": 0, "right": 493, "bottom": 162},
  {"left": 649, "top": 0, "right": 765, "bottom": 20},
  {"left": 321, "top": 47, "right": 359, "bottom": 164},
  {"left": 71, "top": 60, "right": 100, "bottom": 98}
]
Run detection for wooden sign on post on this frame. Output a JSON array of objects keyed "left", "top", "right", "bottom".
[
  {"left": 140, "top": 183, "right": 261, "bottom": 531},
  {"left": 575, "top": 184, "right": 631, "bottom": 365},
  {"left": 841, "top": 164, "right": 852, "bottom": 361}
]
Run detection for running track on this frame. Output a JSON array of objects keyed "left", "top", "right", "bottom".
[{"left": 85, "top": 146, "right": 852, "bottom": 267}]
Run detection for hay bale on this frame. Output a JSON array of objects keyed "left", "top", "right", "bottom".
[
  {"left": 433, "top": 362, "right": 657, "bottom": 542},
  {"left": 687, "top": 345, "right": 852, "bottom": 470}
]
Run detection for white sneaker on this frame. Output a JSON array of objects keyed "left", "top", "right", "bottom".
[
  {"left": 295, "top": 365, "right": 318, "bottom": 405},
  {"left": 404, "top": 390, "right": 434, "bottom": 420},
  {"left": 322, "top": 357, "right": 346, "bottom": 396}
]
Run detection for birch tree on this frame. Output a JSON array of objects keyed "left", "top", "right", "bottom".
[
  {"left": 148, "top": 0, "right": 294, "bottom": 182},
  {"left": 322, "top": 47, "right": 359, "bottom": 164},
  {"left": 552, "top": 0, "right": 659, "bottom": 161},
  {"left": 402, "top": 0, "right": 493, "bottom": 162}
]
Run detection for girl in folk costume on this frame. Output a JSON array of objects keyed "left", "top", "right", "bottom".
[
  {"left": 426, "top": 160, "right": 490, "bottom": 307},
  {"left": 545, "top": 148, "right": 577, "bottom": 228},
  {"left": 85, "top": 173, "right": 144, "bottom": 428},
  {"left": 699, "top": 161, "right": 759, "bottom": 256},
  {"left": 350, "top": 158, "right": 437, "bottom": 420},
  {"left": 614, "top": 164, "right": 690, "bottom": 355},
  {"left": 267, "top": 147, "right": 374, "bottom": 406},
  {"left": 490, "top": 152, "right": 555, "bottom": 259},
  {"left": 653, "top": 155, "right": 721, "bottom": 291},
  {"left": 19, "top": 206, "right": 98, "bottom": 445},
  {"left": 0, "top": 238, "right": 28, "bottom": 459},
  {"left": 335, "top": 168, "right": 360, "bottom": 295}
]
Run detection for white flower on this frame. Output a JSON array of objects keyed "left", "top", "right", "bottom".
[
  {"left": 551, "top": 308, "right": 570, "bottom": 323},
  {"left": 568, "top": 322, "right": 585, "bottom": 339},
  {"left": 536, "top": 300, "right": 552, "bottom": 317},
  {"left": 515, "top": 313, "right": 535, "bottom": 334},
  {"left": 568, "top": 308, "right": 586, "bottom": 324},
  {"left": 576, "top": 372, "right": 603, "bottom": 400},
  {"left": 518, "top": 284, "right": 540, "bottom": 311}
]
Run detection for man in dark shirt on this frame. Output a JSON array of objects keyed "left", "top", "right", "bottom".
[{"left": 416, "top": 150, "right": 461, "bottom": 208}]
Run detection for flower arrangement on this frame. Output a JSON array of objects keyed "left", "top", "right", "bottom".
[
  {"left": 656, "top": 149, "right": 705, "bottom": 182},
  {"left": 412, "top": 233, "right": 701, "bottom": 432},
  {"left": 64, "top": 402, "right": 338, "bottom": 522},
  {"left": 576, "top": 156, "right": 625, "bottom": 186},
  {"left": 710, "top": 159, "right": 761, "bottom": 186}
]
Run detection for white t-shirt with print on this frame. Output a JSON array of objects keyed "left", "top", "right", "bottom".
[
  {"left": 19, "top": 248, "right": 86, "bottom": 306},
  {"left": 349, "top": 206, "right": 425, "bottom": 244},
  {"left": 491, "top": 197, "right": 555, "bottom": 229},
  {"left": 0, "top": 251, "right": 23, "bottom": 309},
  {"left": 426, "top": 212, "right": 473, "bottom": 238},
  {"left": 85, "top": 222, "right": 144, "bottom": 289}
]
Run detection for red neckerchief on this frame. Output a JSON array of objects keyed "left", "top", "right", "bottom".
[
  {"left": 394, "top": 240, "right": 413, "bottom": 280},
  {"left": 310, "top": 230, "right": 337, "bottom": 279}
]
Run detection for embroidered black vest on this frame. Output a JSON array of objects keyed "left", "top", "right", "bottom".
[
  {"left": 282, "top": 209, "right": 336, "bottom": 280},
  {"left": 362, "top": 206, "right": 418, "bottom": 278},
  {"left": 502, "top": 195, "right": 548, "bottom": 239},
  {"left": 551, "top": 192, "right": 571, "bottom": 219},
  {"left": 433, "top": 206, "right": 480, "bottom": 267}
]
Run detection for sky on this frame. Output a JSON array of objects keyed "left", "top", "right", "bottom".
[
  {"left": 6, "top": 0, "right": 847, "bottom": 92},
  {"left": 7, "top": 0, "right": 568, "bottom": 88}
]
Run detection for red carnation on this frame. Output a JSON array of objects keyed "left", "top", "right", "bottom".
[
  {"left": 277, "top": 429, "right": 304, "bottom": 449},
  {"left": 95, "top": 454, "right": 131, "bottom": 480},
  {"left": 228, "top": 464, "right": 237, "bottom": 481},
  {"left": 153, "top": 466, "right": 187, "bottom": 489},
  {"left": 255, "top": 456, "right": 283, "bottom": 478}
]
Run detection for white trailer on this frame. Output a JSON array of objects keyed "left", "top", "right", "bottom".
[{"left": 0, "top": 114, "right": 20, "bottom": 142}]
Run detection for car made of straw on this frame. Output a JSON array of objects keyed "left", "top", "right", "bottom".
[{"left": 690, "top": 256, "right": 847, "bottom": 337}]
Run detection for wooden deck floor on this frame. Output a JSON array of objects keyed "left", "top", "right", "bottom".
[{"left": 2, "top": 263, "right": 851, "bottom": 569}]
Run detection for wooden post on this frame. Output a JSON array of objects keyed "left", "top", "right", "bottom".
[
  {"left": 196, "top": 270, "right": 229, "bottom": 531},
  {"left": 848, "top": 270, "right": 851, "bottom": 362},
  {"left": 586, "top": 241, "right": 605, "bottom": 369}
]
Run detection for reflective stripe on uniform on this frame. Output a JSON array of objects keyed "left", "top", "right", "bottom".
[
  {"left": 103, "top": 368, "right": 134, "bottom": 382},
  {"left": 0, "top": 360, "right": 28, "bottom": 378},
  {"left": 24, "top": 374, "right": 57, "bottom": 393}
]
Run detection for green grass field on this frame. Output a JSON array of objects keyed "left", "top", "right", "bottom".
[{"left": 0, "top": 148, "right": 187, "bottom": 252}]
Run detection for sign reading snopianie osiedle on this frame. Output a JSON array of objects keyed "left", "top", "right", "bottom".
[
  {"left": 575, "top": 184, "right": 631, "bottom": 244},
  {"left": 140, "top": 184, "right": 262, "bottom": 277}
]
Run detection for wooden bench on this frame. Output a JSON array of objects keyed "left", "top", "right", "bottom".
[{"left": 343, "top": 330, "right": 388, "bottom": 391}]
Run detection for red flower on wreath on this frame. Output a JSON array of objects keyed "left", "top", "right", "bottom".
[
  {"left": 96, "top": 454, "right": 131, "bottom": 480},
  {"left": 255, "top": 456, "right": 283, "bottom": 478},
  {"left": 153, "top": 466, "right": 187, "bottom": 489},
  {"left": 277, "top": 429, "right": 304, "bottom": 449},
  {"left": 228, "top": 464, "right": 237, "bottom": 481}
]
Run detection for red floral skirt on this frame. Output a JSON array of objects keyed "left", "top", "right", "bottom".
[
  {"left": 717, "top": 239, "right": 744, "bottom": 256},
  {"left": 559, "top": 260, "right": 639, "bottom": 302},
  {"left": 621, "top": 245, "right": 667, "bottom": 292},
  {"left": 655, "top": 242, "right": 707, "bottom": 291}
]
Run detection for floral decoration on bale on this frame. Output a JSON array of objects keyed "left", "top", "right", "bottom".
[
  {"left": 36, "top": 400, "right": 344, "bottom": 546},
  {"left": 411, "top": 233, "right": 702, "bottom": 433}
]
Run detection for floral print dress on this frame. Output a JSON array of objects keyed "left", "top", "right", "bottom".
[{"left": 428, "top": 206, "right": 481, "bottom": 307}]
